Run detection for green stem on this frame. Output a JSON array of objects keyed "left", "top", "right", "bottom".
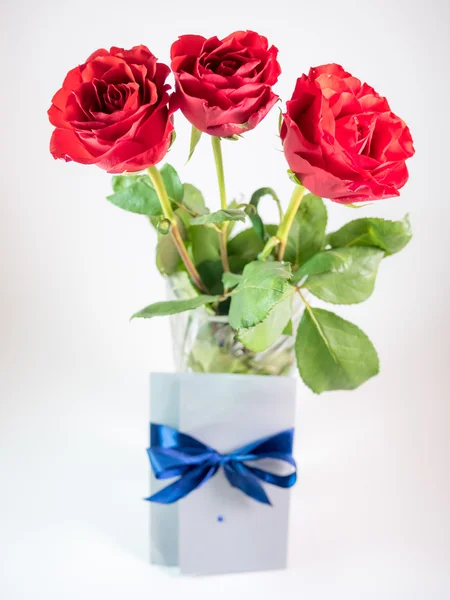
[
  {"left": 258, "top": 236, "right": 280, "bottom": 260},
  {"left": 276, "top": 184, "right": 306, "bottom": 261},
  {"left": 211, "top": 136, "right": 227, "bottom": 209},
  {"left": 147, "top": 166, "right": 207, "bottom": 294},
  {"left": 219, "top": 230, "right": 230, "bottom": 272},
  {"left": 147, "top": 166, "right": 174, "bottom": 221},
  {"left": 211, "top": 136, "right": 230, "bottom": 273}
]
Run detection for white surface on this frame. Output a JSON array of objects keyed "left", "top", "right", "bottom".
[{"left": 1, "top": 0, "right": 450, "bottom": 598}]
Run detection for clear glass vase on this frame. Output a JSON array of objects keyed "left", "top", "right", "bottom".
[{"left": 168, "top": 273, "right": 298, "bottom": 376}]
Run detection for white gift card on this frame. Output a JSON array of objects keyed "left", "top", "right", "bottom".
[{"left": 149, "top": 372, "right": 297, "bottom": 576}]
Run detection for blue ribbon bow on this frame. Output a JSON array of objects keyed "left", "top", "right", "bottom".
[{"left": 146, "top": 423, "right": 297, "bottom": 505}]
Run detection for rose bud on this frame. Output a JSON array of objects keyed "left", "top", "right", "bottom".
[
  {"left": 48, "top": 45, "right": 174, "bottom": 173},
  {"left": 170, "top": 31, "right": 281, "bottom": 137},
  {"left": 281, "top": 64, "right": 415, "bottom": 203}
]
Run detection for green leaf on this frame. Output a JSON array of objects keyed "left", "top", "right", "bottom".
[
  {"left": 187, "top": 126, "right": 202, "bottom": 162},
  {"left": 295, "top": 307, "right": 379, "bottom": 393},
  {"left": 247, "top": 188, "right": 283, "bottom": 240},
  {"left": 160, "top": 164, "right": 183, "bottom": 203},
  {"left": 222, "top": 272, "right": 242, "bottom": 290},
  {"left": 284, "top": 193, "right": 327, "bottom": 267},
  {"left": 246, "top": 211, "right": 265, "bottom": 241},
  {"left": 131, "top": 295, "right": 220, "bottom": 319},
  {"left": 111, "top": 174, "right": 140, "bottom": 193},
  {"left": 197, "top": 260, "right": 224, "bottom": 295},
  {"left": 229, "top": 261, "right": 293, "bottom": 329},
  {"left": 287, "top": 170, "right": 302, "bottom": 185},
  {"left": 250, "top": 187, "right": 282, "bottom": 213},
  {"left": 294, "top": 247, "right": 384, "bottom": 304},
  {"left": 187, "top": 339, "right": 246, "bottom": 374},
  {"left": 237, "top": 296, "right": 292, "bottom": 352},
  {"left": 327, "top": 215, "right": 412, "bottom": 255},
  {"left": 107, "top": 175, "right": 161, "bottom": 216},
  {"left": 223, "top": 198, "right": 241, "bottom": 239},
  {"left": 227, "top": 228, "right": 265, "bottom": 270},
  {"left": 182, "top": 183, "right": 208, "bottom": 215},
  {"left": 190, "top": 227, "right": 225, "bottom": 296},
  {"left": 156, "top": 233, "right": 180, "bottom": 275},
  {"left": 282, "top": 320, "right": 293, "bottom": 336},
  {"left": 343, "top": 202, "right": 369, "bottom": 209},
  {"left": 191, "top": 226, "right": 221, "bottom": 265},
  {"left": 174, "top": 205, "right": 192, "bottom": 231},
  {"left": 292, "top": 251, "right": 343, "bottom": 282},
  {"left": 155, "top": 212, "right": 186, "bottom": 275},
  {"left": 191, "top": 209, "right": 247, "bottom": 226},
  {"left": 278, "top": 107, "right": 283, "bottom": 134}
]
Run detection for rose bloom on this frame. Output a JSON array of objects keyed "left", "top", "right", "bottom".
[
  {"left": 281, "top": 64, "right": 415, "bottom": 203},
  {"left": 48, "top": 45, "right": 173, "bottom": 173},
  {"left": 170, "top": 31, "right": 281, "bottom": 137}
]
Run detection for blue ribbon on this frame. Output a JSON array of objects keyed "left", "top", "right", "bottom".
[{"left": 146, "top": 423, "right": 297, "bottom": 505}]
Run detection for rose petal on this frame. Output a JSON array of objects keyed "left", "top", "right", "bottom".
[
  {"left": 48, "top": 45, "right": 172, "bottom": 171},
  {"left": 171, "top": 35, "right": 206, "bottom": 61},
  {"left": 50, "top": 128, "right": 97, "bottom": 163},
  {"left": 282, "top": 63, "right": 414, "bottom": 203}
]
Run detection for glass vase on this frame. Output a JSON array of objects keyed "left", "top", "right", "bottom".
[{"left": 168, "top": 273, "right": 299, "bottom": 376}]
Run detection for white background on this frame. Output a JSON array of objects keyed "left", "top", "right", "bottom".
[{"left": 1, "top": 0, "right": 450, "bottom": 598}]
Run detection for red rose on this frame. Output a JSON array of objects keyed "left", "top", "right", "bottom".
[
  {"left": 281, "top": 64, "right": 415, "bottom": 203},
  {"left": 170, "top": 31, "right": 281, "bottom": 137},
  {"left": 48, "top": 46, "right": 173, "bottom": 174}
]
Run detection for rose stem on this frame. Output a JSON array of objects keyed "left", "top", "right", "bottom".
[
  {"left": 211, "top": 136, "right": 231, "bottom": 273},
  {"left": 147, "top": 166, "right": 208, "bottom": 293},
  {"left": 258, "top": 236, "right": 280, "bottom": 260},
  {"left": 275, "top": 184, "right": 306, "bottom": 261}
]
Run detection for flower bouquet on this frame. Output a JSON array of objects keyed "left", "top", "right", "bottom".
[{"left": 49, "top": 31, "right": 414, "bottom": 574}]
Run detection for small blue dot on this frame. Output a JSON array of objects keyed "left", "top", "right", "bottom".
[{"left": 217, "top": 515, "right": 224, "bottom": 522}]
